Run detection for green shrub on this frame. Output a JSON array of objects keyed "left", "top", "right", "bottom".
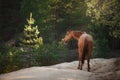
[
  {"left": 0, "top": 47, "right": 22, "bottom": 73},
  {"left": 92, "top": 38, "right": 109, "bottom": 58},
  {"left": 0, "top": 46, "right": 37, "bottom": 73},
  {"left": 34, "top": 41, "right": 69, "bottom": 65},
  {"left": 0, "top": 41, "right": 68, "bottom": 74},
  {"left": 89, "top": 24, "right": 110, "bottom": 58}
]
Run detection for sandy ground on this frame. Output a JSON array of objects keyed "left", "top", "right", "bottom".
[{"left": 0, "top": 58, "right": 120, "bottom": 80}]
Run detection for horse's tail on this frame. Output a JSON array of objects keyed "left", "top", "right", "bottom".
[{"left": 82, "top": 37, "right": 88, "bottom": 64}]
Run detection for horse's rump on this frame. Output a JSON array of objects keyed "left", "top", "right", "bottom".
[{"left": 78, "top": 33, "right": 93, "bottom": 64}]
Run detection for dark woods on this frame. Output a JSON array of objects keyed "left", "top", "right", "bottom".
[{"left": 0, "top": 0, "right": 120, "bottom": 49}]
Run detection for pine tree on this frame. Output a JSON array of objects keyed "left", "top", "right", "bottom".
[{"left": 21, "top": 12, "right": 43, "bottom": 47}]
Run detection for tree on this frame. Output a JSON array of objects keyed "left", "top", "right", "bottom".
[
  {"left": 20, "top": 0, "right": 88, "bottom": 43},
  {"left": 85, "top": 0, "right": 120, "bottom": 38},
  {"left": 21, "top": 13, "right": 43, "bottom": 47},
  {"left": 85, "top": 0, "right": 120, "bottom": 57}
]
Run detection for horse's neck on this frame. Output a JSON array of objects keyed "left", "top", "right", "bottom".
[{"left": 72, "top": 31, "right": 85, "bottom": 40}]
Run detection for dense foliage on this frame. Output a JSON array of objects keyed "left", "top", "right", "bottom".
[
  {"left": 0, "top": 41, "right": 69, "bottom": 73},
  {"left": 89, "top": 24, "right": 110, "bottom": 58},
  {"left": 85, "top": 0, "right": 120, "bottom": 57},
  {"left": 86, "top": 0, "right": 120, "bottom": 38},
  {"left": 20, "top": 0, "right": 89, "bottom": 42}
]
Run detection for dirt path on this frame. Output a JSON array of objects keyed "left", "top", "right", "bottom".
[{"left": 0, "top": 58, "right": 120, "bottom": 80}]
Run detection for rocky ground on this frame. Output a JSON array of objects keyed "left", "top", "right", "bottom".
[{"left": 0, "top": 58, "right": 120, "bottom": 80}]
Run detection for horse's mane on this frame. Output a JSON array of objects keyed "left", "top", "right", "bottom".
[{"left": 73, "top": 31, "right": 85, "bottom": 38}]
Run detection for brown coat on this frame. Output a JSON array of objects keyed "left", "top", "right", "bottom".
[{"left": 64, "top": 30, "right": 93, "bottom": 71}]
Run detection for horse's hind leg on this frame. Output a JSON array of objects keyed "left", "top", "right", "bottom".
[
  {"left": 86, "top": 50, "right": 91, "bottom": 71},
  {"left": 80, "top": 62, "right": 83, "bottom": 70},
  {"left": 77, "top": 60, "right": 80, "bottom": 69},
  {"left": 86, "top": 49, "right": 92, "bottom": 71},
  {"left": 87, "top": 58, "right": 90, "bottom": 71},
  {"left": 77, "top": 54, "right": 80, "bottom": 69},
  {"left": 77, "top": 51, "right": 81, "bottom": 69},
  {"left": 86, "top": 42, "right": 93, "bottom": 71},
  {"left": 78, "top": 48, "right": 83, "bottom": 70},
  {"left": 78, "top": 59, "right": 83, "bottom": 70}
]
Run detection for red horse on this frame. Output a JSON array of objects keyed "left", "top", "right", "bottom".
[{"left": 64, "top": 30, "right": 93, "bottom": 71}]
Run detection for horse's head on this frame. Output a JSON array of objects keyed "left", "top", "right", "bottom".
[{"left": 63, "top": 30, "right": 73, "bottom": 42}]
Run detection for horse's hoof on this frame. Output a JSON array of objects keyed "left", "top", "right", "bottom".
[
  {"left": 88, "top": 70, "right": 90, "bottom": 72},
  {"left": 77, "top": 67, "right": 80, "bottom": 69},
  {"left": 87, "top": 68, "right": 90, "bottom": 72}
]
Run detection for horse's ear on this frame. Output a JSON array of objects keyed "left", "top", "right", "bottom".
[{"left": 66, "top": 27, "right": 72, "bottom": 32}]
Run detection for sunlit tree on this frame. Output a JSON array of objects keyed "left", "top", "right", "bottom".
[{"left": 21, "top": 13, "right": 43, "bottom": 47}]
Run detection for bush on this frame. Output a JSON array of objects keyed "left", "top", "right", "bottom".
[
  {"left": 0, "top": 41, "right": 68, "bottom": 74},
  {"left": 0, "top": 46, "right": 38, "bottom": 73},
  {"left": 34, "top": 41, "right": 69, "bottom": 65},
  {"left": 89, "top": 24, "right": 110, "bottom": 58},
  {"left": 92, "top": 38, "right": 109, "bottom": 58},
  {"left": 0, "top": 47, "right": 22, "bottom": 73}
]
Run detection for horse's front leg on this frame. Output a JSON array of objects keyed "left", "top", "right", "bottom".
[
  {"left": 78, "top": 49, "right": 83, "bottom": 70},
  {"left": 77, "top": 49, "right": 80, "bottom": 69}
]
